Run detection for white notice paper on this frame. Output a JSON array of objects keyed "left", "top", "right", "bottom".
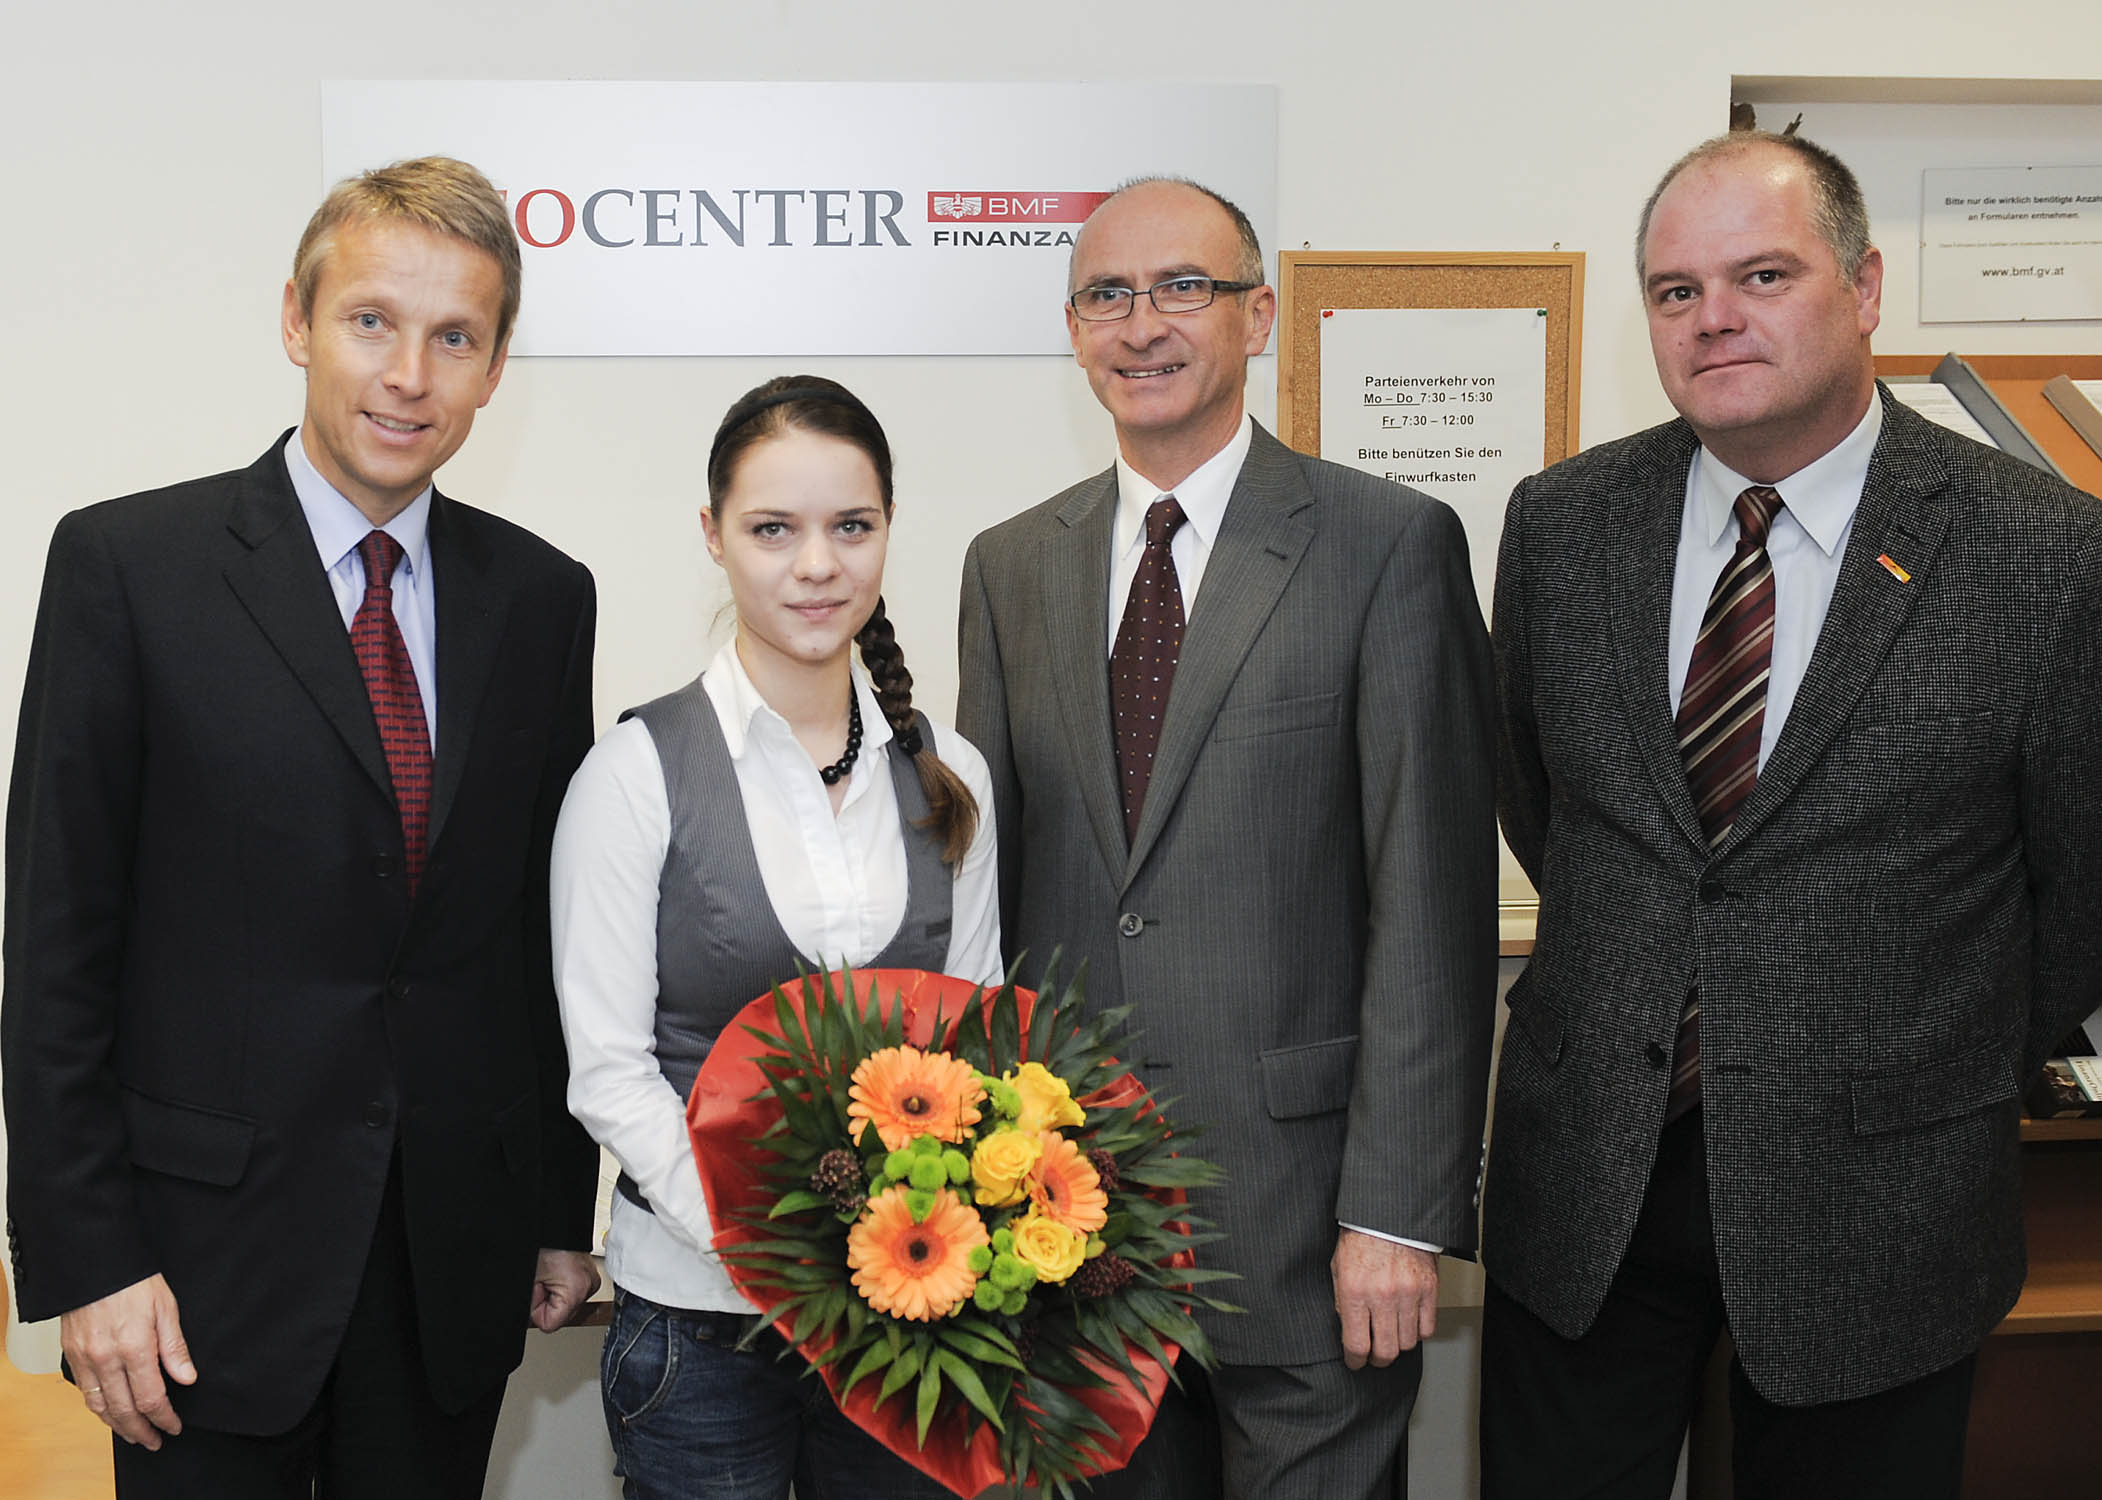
[
  {"left": 2068, "top": 1057, "right": 2102, "bottom": 1103},
  {"left": 1318, "top": 307, "right": 1549, "bottom": 613},
  {"left": 1887, "top": 384, "right": 1999, "bottom": 448},
  {"left": 2077, "top": 380, "right": 2102, "bottom": 409},
  {"left": 1920, "top": 165, "right": 2102, "bottom": 323}
]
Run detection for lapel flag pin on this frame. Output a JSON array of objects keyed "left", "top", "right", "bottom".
[{"left": 1877, "top": 554, "right": 1912, "bottom": 583}]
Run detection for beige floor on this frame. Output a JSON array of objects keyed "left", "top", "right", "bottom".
[{"left": 0, "top": 1348, "right": 113, "bottom": 1500}]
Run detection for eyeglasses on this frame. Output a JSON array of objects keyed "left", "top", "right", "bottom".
[{"left": 1068, "top": 275, "right": 1262, "bottom": 322}]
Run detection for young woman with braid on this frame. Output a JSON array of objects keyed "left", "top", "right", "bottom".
[{"left": 549, "top": 376, "right": 1000, "bottom": 1500}]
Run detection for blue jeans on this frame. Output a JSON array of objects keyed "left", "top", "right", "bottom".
[{"left": 600, "top": 1288, "right": 959, "bottom": 1500}]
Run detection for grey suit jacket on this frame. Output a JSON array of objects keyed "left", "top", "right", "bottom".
[
  {"left": 1487, "top": 389, "right": 2102, "bottom": 1405},
  {"left": 958, "top": 421, "right": 1498, "bottom": 1366}
]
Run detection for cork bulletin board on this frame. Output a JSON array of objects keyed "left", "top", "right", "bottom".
[
  {"left": 1275, "top": 251, "right": 1585, "bottom": 952},
  {"left": 1275, "top": 251, "right": 1585, "bottom": 467}
]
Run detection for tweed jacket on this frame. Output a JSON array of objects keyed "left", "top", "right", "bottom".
[
  {"left": 1486, "top": 388, "right": 2102, "bottom": 1404},
  {"left": 958, "top": 422, "right": 1499, "bottom": 1366}
]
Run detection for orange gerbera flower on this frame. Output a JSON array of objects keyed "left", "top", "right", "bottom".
[
  {"left": 1026, "top": 1130, "right": 1109, "bottom": 1234},
  {"left": 847, "top": 1044, "right": 986, "bottom": 1151},
  {"left": 847, "top": 1185, "right": 988, "bottom": 1321}
]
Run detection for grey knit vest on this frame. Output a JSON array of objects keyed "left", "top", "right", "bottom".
[{"left": 620, "top": 671, "right": 954, "bottom": 1110}]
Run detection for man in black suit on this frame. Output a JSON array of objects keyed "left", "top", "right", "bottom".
[
  {"left": 2, "top": 156, "right": 600, "bottom": 1498},
  {"left": 1483, "top": 132, "right": 2102, "bottom": 1498}
]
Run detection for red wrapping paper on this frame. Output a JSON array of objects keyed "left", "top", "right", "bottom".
[{"left": 687, "top": 969, "right": 1182, "bottom": 1498}]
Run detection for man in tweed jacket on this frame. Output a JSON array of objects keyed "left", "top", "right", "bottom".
[
  {"left": 1481, "top": 132, "right": 2102, "bottom": 1497},
  {"left": 958, "top": 178, "right": 1498, "bottom": 1498}
]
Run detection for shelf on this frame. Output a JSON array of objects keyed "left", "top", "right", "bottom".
[
  {"left": 1996, "top": 1144, "right": 2102, "bottom": 1335},
  {"left": 2021, "top": 1114, "right": 2102, "bottom": 1143},
  {"left": 1875, "top": 355, "right": 2102, "bottom": 500},
  {"left": 1732, "top": 76, "right": 2102, "bottom": 108}
]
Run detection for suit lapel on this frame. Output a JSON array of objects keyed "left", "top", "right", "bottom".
[
  {"left": 1719, "top": 397, "right": 1950, "bottom": 852},
  {"left": 425, "top": 493, "right": 511, "bottom": 855},
  {"left": 1125, "top": 426, "right": 1314, "bottom": 882},
  {"left": 1042, "top": 468, "right": 1131, "bottom": 885},
  {"left": 1608, "top": 423, "right": 1712, "bottom": 855},
  {"left": 221, "top": 441, "right": 393, "bottom": 801}
]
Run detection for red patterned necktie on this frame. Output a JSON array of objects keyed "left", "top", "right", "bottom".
[
  {"left": 351, "top": 531, "right": 433, "bottom": 894},
  {"left": 1665, "top": 485, "right": 1783, "bottom": 1123},
  {"left": 1111, "top": 496, "right": 1188, "bottom": 842}
]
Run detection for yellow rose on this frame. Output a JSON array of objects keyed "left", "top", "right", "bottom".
[
  {"left": 1009, "top": 1208, "right": 1089, "bottom": 1285},
  {"left": 970, "top": 1128, "right": 1041, "bottom": 1208},
  {"left": 1005, "top": 1061, "right": 1086, "bottom": 1135}
]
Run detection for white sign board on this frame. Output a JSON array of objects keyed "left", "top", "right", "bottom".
[
  {"left": 1318, "top": 307, "right": 1549, "bottom": 613},
  {"left": 1920, "top": 165, "right": 2102, "bottom": 323},
  {"left": 322, "top": 82, "right": 1277, "bottom": 356}
]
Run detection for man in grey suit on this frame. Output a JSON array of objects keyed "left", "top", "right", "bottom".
[
  {"left": 957, "top": 177, "right": 1498, "bottom": 1497},
  {"left": 1482, "top": 132, "right": 2102, "bottom": 1498}
]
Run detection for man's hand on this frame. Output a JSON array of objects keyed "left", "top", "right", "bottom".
[
  {"left": 59, "top": 1273, "right": 196, "bottom": 1448},
  {"left": 528, "top": 1248, "right": 601, "bottom": 1332},
  {"left": 1332, "top": 1229, "right": 1438, "bottom": 1370}
]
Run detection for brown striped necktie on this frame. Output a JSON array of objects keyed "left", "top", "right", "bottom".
[
  {"left": 1665, "top": 484, "right": 1783, "bottom": 1123},
  {"left": 1111, "top": 496, "right": 1187, "bottom": 842},
  {"left": 352, "top": 531, "right": 433, "bottom": 895}
]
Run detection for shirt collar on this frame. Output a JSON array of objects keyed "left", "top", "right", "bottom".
[
  {"left": 707, "top": 638, "right": 894, "bottom": 766},
  {"left": 1113, "top": 414, "right": 1254, "bottom": 558},
  {"left": 1691, "top": 397, "right": 1881, "bottom": 558},
  {"left": 284, "top": 428, "right": 434, "bottom": 577}
]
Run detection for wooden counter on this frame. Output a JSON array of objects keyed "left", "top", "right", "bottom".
[{"left": 1998, "top": 1132, "right": 2102, "bottom": 1335}]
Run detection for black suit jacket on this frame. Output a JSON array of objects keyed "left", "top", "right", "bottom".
[
  {"left": 1487, "top": 390, "right": 2102, "bottom": 1404},
  {"left": 2, "top": 436, "right": 599, "bottom": 1431}
]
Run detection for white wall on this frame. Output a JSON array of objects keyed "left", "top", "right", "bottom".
[
  {"left": 1740, "top": 95, "right": 2102, "bottom": 353},
  {"left": 4, "top": 1, "right": 2098, "bottom": 1492}
]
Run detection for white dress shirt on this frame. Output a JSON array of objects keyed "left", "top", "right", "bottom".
[
  {"left": 1105, "top": 414, "right": 1255, "bottom": 653},
  {"left": 551, "top": 642, "right": 1003, "bottom": 1311},
  {"left": 1104, "top": 416, "right": 1440, "bottom": 1258},
  {"left": 1667, "top": 399, "right": 1882, "bottom": 764},
  {"left": 283, "top": 429, "right": 439, "bottom": 748}
]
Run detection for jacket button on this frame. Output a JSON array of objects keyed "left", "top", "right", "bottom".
[
  {"left": 1118, "top": 912, "right": 1144, "bottom": 938},
  {"left": 371, "top": 854, "right": 398, "bottom": 878},
  {"left": 1645, "top": 1041, "right": 1669, "bottom": 1068},
  {"left": 387, "top": 978, "right": 412, "bottom": 1002},
  {"left": 1698, "top": 878, "right": 1724, "bottom": 905},
  {"left": 363, "top": 1101, "right": 389, "bottom": 1128}
]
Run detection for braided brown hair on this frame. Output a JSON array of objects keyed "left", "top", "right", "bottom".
[
  {"left": 708, "top": 375, "right": 980, "bottom": 866},
  {"left": 854, "top": 597, "right": 979, "bottom": 866}
]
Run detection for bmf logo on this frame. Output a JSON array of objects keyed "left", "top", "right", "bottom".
[{"left": 924, "top": 192, "right": 1111, "bottom": 224}]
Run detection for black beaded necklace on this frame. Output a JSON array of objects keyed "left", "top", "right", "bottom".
[{"left": 818, "top": 691, "right": 863, "bottom": 786}]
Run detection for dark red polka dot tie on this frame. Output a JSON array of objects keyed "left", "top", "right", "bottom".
[
  {"left": 1665, "top": 484, "right": 1783, "bottom": 1123},
  {"left": 1112, "top": 496, "right": 1187, "bottom": 842},
  {"left": 351, "top": 531, "right": 433, "bottom": 894}
]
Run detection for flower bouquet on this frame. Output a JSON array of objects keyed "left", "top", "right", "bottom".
[{"left": 686, "top": 964, "right": 1234, "bottom": 1498}]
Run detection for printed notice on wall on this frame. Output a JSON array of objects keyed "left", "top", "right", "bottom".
[
  {"left": 1920, "top": 165, "right": 2102, "bottom": 323},
  {"left": 1318, "top": 307, "right": 1548, "bottom": 612}
]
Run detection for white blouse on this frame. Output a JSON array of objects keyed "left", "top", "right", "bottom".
[{"left": 551, "top": 642, "right": 1003, "bottom": 1310}]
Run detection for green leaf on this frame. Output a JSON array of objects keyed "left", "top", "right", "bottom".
[
  {"left": 989, "top": 985, "right": 1021, "bottom": 1069},
  {"left": 933, "top": 1323, "right": 1025, "bottom": 1370},
  {"left": 838, "top": 1339, "right": 895, "bottom": 1401},
  {"left": 726, "top": 1235, "right": 836, "bottom": 1260},
  {"left": 767, "top": 1190, "right": 831, "bottom": 1219},
  {"left": 933, "top": 1349, "right": 1005, "bottom": 1431},
  {"left": 915, "top": 1355, "right": 943, "bottom": 1448},
  {"left": 877, "top": 1342, "right": 923, "bottom": 1404},
  {"left": 1106, "top": 1293, "right": 1175, "bottom": 1372},
  {"left": 1118, "top": 1155, "right": 1224, "bottom": 1189}
]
